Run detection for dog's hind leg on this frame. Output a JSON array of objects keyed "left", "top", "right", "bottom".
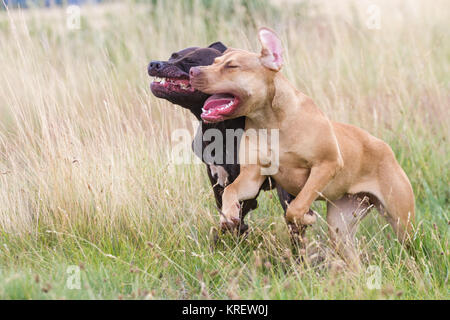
[
  {"left": 376, "top": 159, "right": 415, "bottom": 244},
  {"left": 327, "top": 194, "right": 372, "bottom": 271}
]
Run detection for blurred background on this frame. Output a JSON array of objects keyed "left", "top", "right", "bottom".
[
  {"left": 0, "top": 0, "right": 447, "bottom": 299},
  {"left": 3, "top": 0, "right": 102, "bottom": 8}
]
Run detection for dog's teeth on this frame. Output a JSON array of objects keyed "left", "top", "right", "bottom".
[{"left": 177, "top": 81, "right": 190, "bottom": 90}]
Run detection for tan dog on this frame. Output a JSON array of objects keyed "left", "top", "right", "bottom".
[{"left": 189, "top": 28, "right": 415, "bottom": 269}]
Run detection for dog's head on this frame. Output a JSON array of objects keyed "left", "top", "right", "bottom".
[
  {"left": 189, "top": 28, "right": 283, "bottom": 123},
  {"left": 148, "top": 42, "right": 227, "bottom": 117}
]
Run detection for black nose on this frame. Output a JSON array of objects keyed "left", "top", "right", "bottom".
[{"left": 148, "top": 60, "right": 165, "bottom": 75}]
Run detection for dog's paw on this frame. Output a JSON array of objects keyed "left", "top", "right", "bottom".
[
  {"left": 220, "top": 202, "right": 241, "bottom": 232},
  {"left": 238, "top": 222, "right": 249, "bottom": 235},
  {"left": 286, "top": 208, "right": 317, "bottom": 226},
  {"left": 220, "top": 216, "right": 240, "bottom": 232},
  {"left": 301, "top": 209, "right": 317, "bottom": 225}
]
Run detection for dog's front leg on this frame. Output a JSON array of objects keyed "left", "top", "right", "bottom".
[
  {"left": 286, "top": 161, "right": 342, "bottom": 226},
  {"left": 221, "top": 164, "right": 265, "bottom": 231}
]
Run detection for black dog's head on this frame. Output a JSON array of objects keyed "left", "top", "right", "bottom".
[{"left": 148, "top": 42, "right": 227, "bottom": 118}]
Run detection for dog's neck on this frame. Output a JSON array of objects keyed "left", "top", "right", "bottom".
[{"left": 246, "top": 73, "right": 307, "bottom": 129}]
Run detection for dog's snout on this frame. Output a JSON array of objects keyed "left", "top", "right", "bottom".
[
  {"left": 189, "top": 67, "right": 202, "bottom": 78},
  {"left": 148, "top": 60, "right": 165, "bottom": 75}
]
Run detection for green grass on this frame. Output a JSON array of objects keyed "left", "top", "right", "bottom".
[
  {"left": 0, "top": 191, "right": 447, "bottom": 299},
  {"left": 0, "top": 0, "right": 448, "bottom": 299}
]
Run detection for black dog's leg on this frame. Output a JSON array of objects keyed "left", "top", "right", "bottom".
[
  {"left": 238, "top": 199, "right": 258, "bottom": 234},
  {"left": 206, "top": 164, "right": 224, "bottom": 208},
  {"left": 276, "top": 186, "right": 309, "bottom": 255},
  {"left": 276, "top": 186, "right": 295, "bottom": 213}
]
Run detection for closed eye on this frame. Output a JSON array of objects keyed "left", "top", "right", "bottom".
[
  {"left": 224, "top": 62, "right": 239, "bottom": 69},
  {"left": 184, "top": 58, "right": 197, "bottom": 64}
]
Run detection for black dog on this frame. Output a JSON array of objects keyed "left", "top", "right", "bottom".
[{"left": 148, "top": 42, "right": 295, "bottom": 234}]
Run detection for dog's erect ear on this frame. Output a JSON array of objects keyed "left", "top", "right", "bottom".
[
  {"left": 258, "top": 27, "right": 283, "bottom": 71},
  {"left": 208, "top": 41, "right": 227, "bottom": 53}
]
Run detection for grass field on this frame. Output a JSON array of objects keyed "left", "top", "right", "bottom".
[{"left": 0, "top": 0, "right": 448, "bottom": 299}]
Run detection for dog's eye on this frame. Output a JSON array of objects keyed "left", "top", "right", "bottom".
[
  {"left": 184, "top": 58, "right": 196, "bottom": 64},
  {"left": 225, "top": 63, "right": 239, "bottom": 69},
  {"left": 170, "top": 53, "right": 179, "bottom": 59}
]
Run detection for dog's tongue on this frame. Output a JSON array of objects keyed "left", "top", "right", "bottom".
[{"left": 203, "top": 93, "right": 234, "bottom": 110}]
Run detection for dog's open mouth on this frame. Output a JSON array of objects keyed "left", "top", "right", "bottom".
[
  {"left": 151, "top": 77, "right": 195, "bottom": 93},
  {"left": 201, "top": 93, "right": 240, "bottom": 122}
]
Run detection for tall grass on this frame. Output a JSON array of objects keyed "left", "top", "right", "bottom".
[{"left": 0, "top": 0, "right": 448, "bottom": 299}]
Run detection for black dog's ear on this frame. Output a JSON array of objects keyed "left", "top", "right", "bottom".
[{"left": 208, "top": 41, "right": 227, "bottom": 53}]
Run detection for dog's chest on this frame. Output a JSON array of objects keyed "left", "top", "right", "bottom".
[
  {"left": 258, "top": 136, "right": 312, "bottom": 195},
  {"left": 272, "top": 166, "right": 310, "bottom": 196},
  {"left": 238, "top": 129, "right": 279, "bottom": 166}
]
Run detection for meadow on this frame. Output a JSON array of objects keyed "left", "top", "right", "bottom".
[{"left": 0, "top": 0, "right": 448, "bottom": 299}]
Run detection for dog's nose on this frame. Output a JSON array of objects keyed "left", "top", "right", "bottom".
[
  {"left": 149, "top": 61, "right": 163, "bottom": 70},
  {"left": 148, "top": 60, "right": 164, "bottom": 75},
  {"left": 189, "top": 67, "right": 201, "bottom": 78}
]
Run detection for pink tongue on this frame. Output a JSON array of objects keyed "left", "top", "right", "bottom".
[{"left": 204, "top": 93, "right": 234, "bottom": 110}]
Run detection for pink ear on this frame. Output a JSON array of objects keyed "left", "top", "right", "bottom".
[{"left": 258, "top": 27, "right": 283, "bottom": 71}]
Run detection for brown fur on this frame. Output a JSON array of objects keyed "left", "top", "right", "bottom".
[{"left": 190, "top": 28, "right": 415, "bottom": 270}]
